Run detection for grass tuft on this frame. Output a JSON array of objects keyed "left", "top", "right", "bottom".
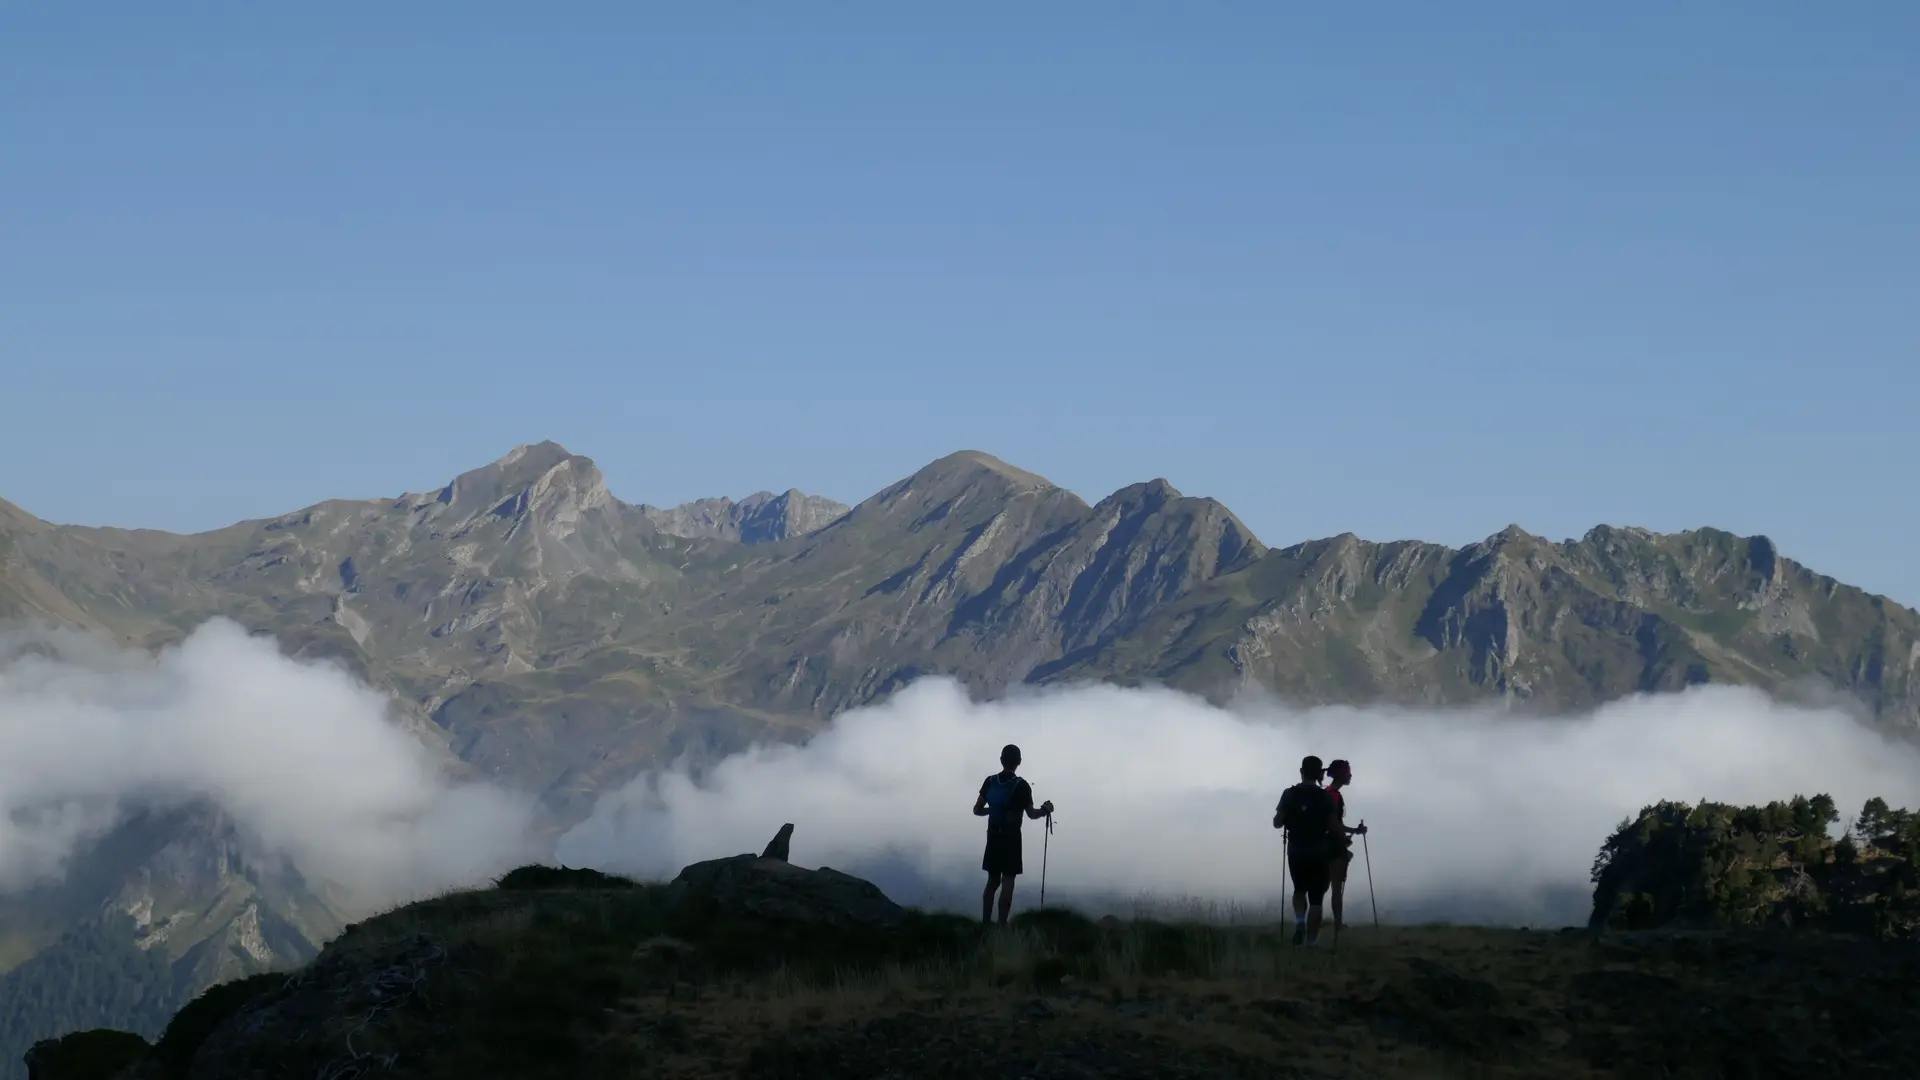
[{"left": 494, "top": 863, "right": 641, "bottom": 891}]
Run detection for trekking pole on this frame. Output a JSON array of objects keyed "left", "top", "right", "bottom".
[
  {"left": 1277, "top": 831, "right": 1290, "bottom": 975},
  {"left": 1361, "top": 824, "right": 1379, "bottom": 930},
  {"left": 1040, "top": 810, "right": 1054, "bottom": 908},
  {"left": 1280, "top": 832, "right": 1289, "bottom": 923}
]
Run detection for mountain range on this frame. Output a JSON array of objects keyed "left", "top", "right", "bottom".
[{"left": 2, "top": 441, "right": 1918, "bottom": 1072}]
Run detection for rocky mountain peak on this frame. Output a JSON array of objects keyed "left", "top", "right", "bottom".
[
  {"left": 1489, "top": 524, "right": 1540, "bottom": 546},
  {"left": 854, "top": 451, "right": 1079, "bottom": 530},
  {"left": 1580, "top": 524, "right": 1657, "bottom": 547},
  {"left": 638, "top": 488, "right": 850, "bottom": 545},
  {"left": 1101, "top": 478, "right": 1182, "bottom": 510},
  {"left": 903, "top": 451, "right": 1059, "bottom": 497},
  {"left": 429, "top": 442, "right": 608, "bottom": 516},
  {"left": 394, "top": 444, "right": 620, "bottom": 548},
  {"left": 0, "top": 498, "right": 42, "bottom": 534}
]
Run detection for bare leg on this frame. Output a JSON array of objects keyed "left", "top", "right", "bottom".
[
  {"left": 998, "top": 877, "right": 1017, "bottom": 924},
  {"left": 982, "top": 873, "right": 1001, "bottom": 923},
  {"left": 1331, "top": 879, "right": 1345, "bottom": 929},
  {"left": 1293, "top": 886, "right": 1308, "bottom": 918},
  {"left": 1308, "top": 901, "right": 1324, "bottom": 943}
]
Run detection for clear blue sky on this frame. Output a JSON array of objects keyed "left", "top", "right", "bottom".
[{"left": 3, "top": 5, "right": 1916, "bottom": 603}]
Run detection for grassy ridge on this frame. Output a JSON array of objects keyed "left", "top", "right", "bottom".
[
  {"left": 27, "top": 793, "right": 1920, "bottom": 1077},
  {"left": 76, "top": 859, "right": 1918, "bottom": 1080}
]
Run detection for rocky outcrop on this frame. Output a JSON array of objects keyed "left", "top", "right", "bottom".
[
  {"left": 638, "top": 490, "right": 849, "bottom": 543},
  {"left": 670, "top": 825, "right": 907, "bottom": 929},
  {"left": 760, "top": 823, "right": 794, "bottom": 861}
]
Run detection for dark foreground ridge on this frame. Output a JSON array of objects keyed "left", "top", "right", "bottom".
[{"left": 28, "top": 816, "right": 1920, "bottom": 1080}]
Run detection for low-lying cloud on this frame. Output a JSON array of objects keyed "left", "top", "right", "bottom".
[
  {"left": 559, "top": 678, "right": 1920, "bottom": 926},
  {"left": 0, "top": 618, "right": 539, "bottom": 913},
  {"left": 7, "top": 616, "right": 1917, "bottom": 929}
]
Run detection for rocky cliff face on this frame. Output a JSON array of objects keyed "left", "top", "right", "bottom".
[
  {"left": 1063, "top": 523, "right": 1920, "bottom": 725},
  {"left": 0, "top": 805, "right": 340, "bottom": 1078},
  {"left": 638, "top": 490, "right": 850, "bottom": 544},
  {"left": 4, "top": 443, "right": 1917, "bottom": 804}
]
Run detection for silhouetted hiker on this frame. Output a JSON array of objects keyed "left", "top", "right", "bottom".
[
  {"left": 1325, "top": 759, "right": 1368, "bottom": 932},
  {"left": 973, "top": 743, "right": 1054, "bottom": 925},
  {"left": 1273, "top": 755, "right": 1339, "bottom": 946}
]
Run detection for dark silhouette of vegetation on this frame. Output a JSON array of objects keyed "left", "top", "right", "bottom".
[
  {"left": 21, "top": 837, "right": 1920, "bottom": 1078},
  {"left": 495, "top": 864, "right": 639, "bottom": 891},
  {"left": 21, "top": 1028, "right": 148, "bottom": 1080},
  {"left": 0, "top": 915, "right": 179, "bottom": 1080},
  {"left": 1590, "top": 794, "right": 1920, "bottom": 937},
  {"left": 148, "top": 972, "right": 283, "bottom": 1079}
]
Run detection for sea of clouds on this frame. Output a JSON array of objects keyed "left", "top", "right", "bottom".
[
  {"left": 556, "top": 677, "right": 1920, "bottom": 924},
  {"left": 4, "top": 617, "right": 1917, "bottom": 926},
  {"left": 0, "top": 619, "right": 540, "bottom": 913}
]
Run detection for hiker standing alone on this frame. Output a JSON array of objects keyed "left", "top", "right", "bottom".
[
  {"left": 1273, "top": 755, "right": 1340, "bottom": 946},
  {"left": 1324, "top": 759, "right": 1368, "bottom": 932},
  {"left": 973, "top": 743, "right": 1054, "bottom": 925}
]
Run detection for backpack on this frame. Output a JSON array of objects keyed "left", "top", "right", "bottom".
[
  {"left": 983, "top": 773, "right": 1024, "bottom": 829},
  {"left": 1278, "top": 782, "right": 1337, "bottom": 856}
]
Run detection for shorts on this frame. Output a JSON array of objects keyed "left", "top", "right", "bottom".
[
  {"left": 1288, "top": 851, "right": 1331, "bottom": 905},
  {"left": 983, "top": 828, "right": 1023, "bottom": 877},
  {"left": 1330, "top": 849, "right": 1352, "bottom": 884}
]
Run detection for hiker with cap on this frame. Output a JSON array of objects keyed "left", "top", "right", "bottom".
[
  {"left": 1325, "top": 759, "right": 1369, "bottom": 932},
  {"left": 973, "top": 743, "right": 1054, "bottom": 925},
  {"left": 1273, "top": 755, "right": 1340, "bottom": 946}
]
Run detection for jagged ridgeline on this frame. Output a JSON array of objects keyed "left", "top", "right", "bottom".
[
  {"left": 1590, "top": 795, "right": 1920, "bottom": 937},
  {"left": 4, "top": 443, "right": 1920, "bottom": 1077}
]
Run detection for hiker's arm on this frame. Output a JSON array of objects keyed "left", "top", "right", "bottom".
[
  {"left": 973, "top": 784, "right": 989, "bottom": 817},
  {"left": 1020, "top": 782, "right": 1050, "bottom": 819}
]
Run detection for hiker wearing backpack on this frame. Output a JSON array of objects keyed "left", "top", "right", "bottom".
[
  {"left": 1325, "top": 759, "right": 1368, "bottom": 932},
  {"left": 973, "top": 743, "right": 1054, "bottom": 925},
  {"left": 1272, "top": 754, "right": 1340, "bottom": 946}
]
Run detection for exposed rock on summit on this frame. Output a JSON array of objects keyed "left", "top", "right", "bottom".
[
  {"left": 670, "top": 825, "right": 907, "bottom": 929},
  {"left": 639, "top": 490, "right": 849, "bottom": 544},
  {"left": 760, "top": 823, "right": 795, "bottom": 861}
]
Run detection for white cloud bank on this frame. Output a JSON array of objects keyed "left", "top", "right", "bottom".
[
  {"left": 0, "top": 618, "right": 540, "bottom": 913},
  {"left": 558, "top": 678, "right": 1920, "bottom": 926},
  {"left": 6, "top": 616, "right": 1917, "bottom": 929}
]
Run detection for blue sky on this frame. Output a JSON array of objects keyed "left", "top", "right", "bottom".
[{"left": 3, "top": 5, "right": 1916, "bottom": 603}]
